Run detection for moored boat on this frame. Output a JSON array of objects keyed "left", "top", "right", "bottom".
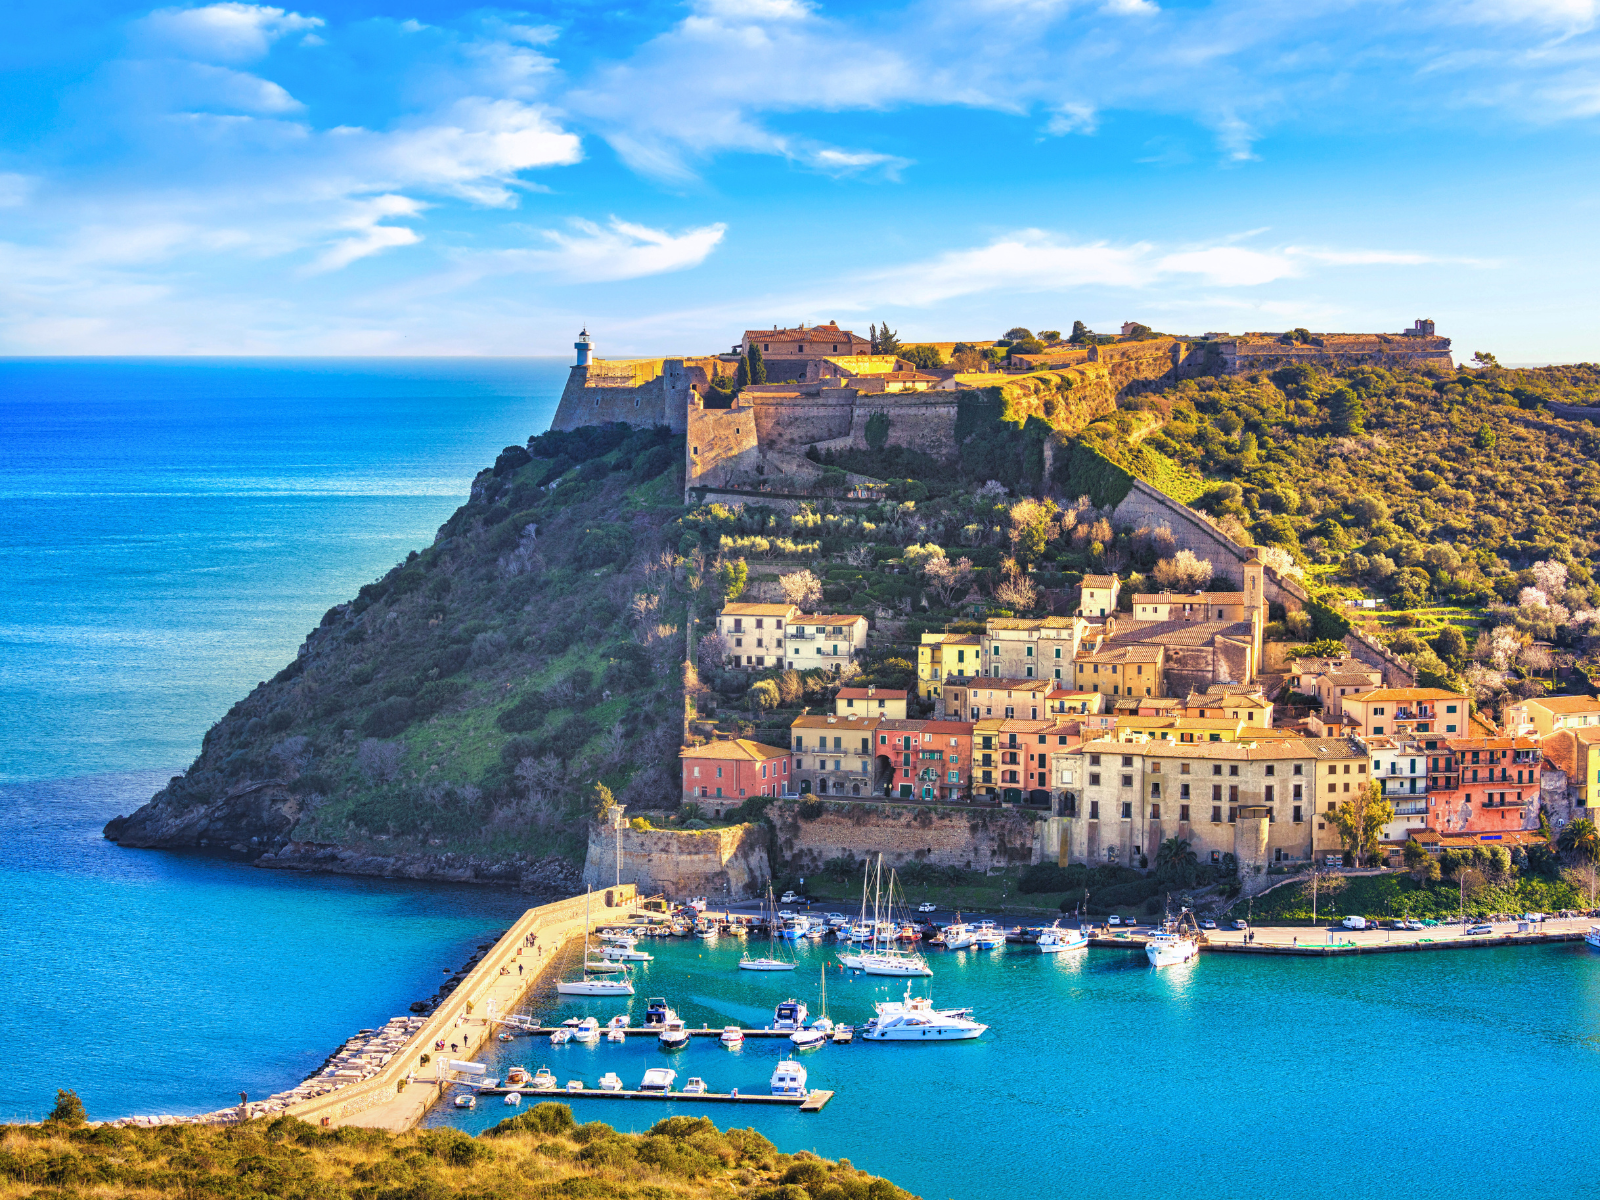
[
  {"left": 503, "top": 1091, "right": 521, "bottom": 1106},
  {"left": 719, "top": 1025, "right": 745, "bottom": 1046},
  {"left": 531, "top": 1067, "right": 557, "bottom": 1091},
  {"left": 639, "top": 1068, "right": 677, "bottom": 1092},
  {"left": 504, "top": 1066, "right": 531, "bottom": 1087},
  {"left": 773, "top": 998, "right": 809, "bottom": 1030},
  {"left": 598, "top": 1072, "right": 623, "bottom": 1092},
  {"left": 1587, "top": 925, "right": 1600, "bottom": 951},
  {"left": 573, "top": 1017, "right": 600, "bottom": 1043},
  {"left": 682, "top": 1077, "right": 708, "bottom": 1094},
  {"left": 658, "top": 1018, "right": 690, "bottom": 1050},
  {"left": 1145, "top": 909, "right": 1201, "bottom": 967},
  {"left": 454, "top": 1093, "right": 476, "bottom": 1109},
  {"left": 770, "top": 1059, "right": 808, "bottom": 1096},
  {"left": 861, "top": 982, "right": 987, "bottom": 1041},
  {"left": 790, "top": 1027, "right": 827, "bottom": 1050},
  {"left": 1036, "top": 922, "right": 1089, "bottom": 953}
]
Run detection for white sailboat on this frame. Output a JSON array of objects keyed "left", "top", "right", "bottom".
[
  {"left": 740, "top": 886, "right": 798, "bottom": 972},
  {"left": 839, "top": 856, "right": 932, "bottom": 977},
  {"left": 556, "top": 891, "right": 636, "bottom": 996}
]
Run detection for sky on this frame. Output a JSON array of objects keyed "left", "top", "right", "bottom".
[{"left": 3, "top": 0, "right": 1600, "bottom": 360}]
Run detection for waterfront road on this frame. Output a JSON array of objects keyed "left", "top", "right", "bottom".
[{"left": 1198, "top": 915, "right": 1597, "bottom": 949}]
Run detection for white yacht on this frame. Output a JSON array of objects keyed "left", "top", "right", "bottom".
[
  {"left": 770, "top": 1059, "right": 808, "bottom": 1096},
  {"left": 861, "top": 984, "right": 987, "bottom": 1041},
  {"left": 531, "top": 1067, "right": 557, "bottom": 1091},
  {"left": 643, "top": 997, "right": 678, "bottom": 1026},
  {"left": 1036, "top": 923, "right": 1089, "bottom": 953},
  {"left": 598, "top": 1072, "right": 623, "bottom": 1092},
  {"left": 741, "top": 889, "right": 799, "bottom": 972},
  {"left": 838, "top": 857, "right": 934, "bottom": 977},
  {"left": 639, "top": 1068, "right": 677, "bottom": 1092},
  {"left": 573, "top": 1017, "right": 601, "bottom": 1043},
  {"left": 682, "top": 1077, "right": 707, "bottom": 1094},
  {"left": 549, "top": 1028, "right": 571, "bottom": 1045},
  {"left": 1145, "top": 913, "right": 1201, "bottom": 968},
  {"left": 557, "top": 891, "right": 636, "bottom": 996},
  {"left": 773, "top": 998, "right": 809, "bottom": 1030},
  {"left": 719, "top": 1025, "right": 745, "bottom": 1046},
  {"left": 601, "top": 941, "right": 653, "bottom": 962},
  {"left": 790, "top": 1027, "right": 827, "bottom": 1050},
  {"left": 658, "top": 1018, "right": 690, "bottom": 1050}
]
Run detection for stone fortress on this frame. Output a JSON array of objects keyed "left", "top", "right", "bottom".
[{"left": 547, "top": 319, "right": 1453, "bottom": 500}]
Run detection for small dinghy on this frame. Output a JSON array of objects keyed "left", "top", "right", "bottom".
[
  {"left": 550, "top": 1028, "right": 571, "bottom": 1045},
  {"left": 503, "top": 1092, "right": 521, "bottom": 1107},
  {"left": 606, "top": 1027, "right": 626, "bottom": 1044},
  {"left": 565, "top": 1079, "right": 584, "bottom": 1092},
  {"left": 454, "top": 1093, "right": 476, "bottom": 1109}
]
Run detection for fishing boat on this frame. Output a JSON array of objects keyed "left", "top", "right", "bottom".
[
  {"left": 773, "top": 998, "right": 809, "bottom": 1031},
  {"left": 939, "top": 918, "right": 977, "bottom": 950},
  {"left": 531, "top": 1067, "right": 557, "bottom": 1091},
  {"left": 719, "top": 1025, "right": 745, "bottom": 1046},
  {"left": 972, "top": 921, "right": 1005, "bottom": 950},
  {"left": 839, "top": 857, "right": 934, "bottom": 977},
  {"left": 454, "top": 1093, "right": 476, "bottom": 1109},
  {"left": 573, "top": 1017, "right": 601, "bottom": 1043},
  {"left": 505, "top": 1066, "right": 531, "bottom": 1087},
  {"left": 770, "top": 1060, "right": 808, "bottom": 1096},
  {"left": 557, "top": 891, "right": 636, "bottom": 996},
  {"left": 682, "top": 1077, "right": 708, "bottom": 1094},
  {"left": 598, "top": 1072, "right": 623, "bottom": 1092},
  {"left": 639, "top": 1068, "right": 677, "bottom": 1092},
  {"left": 741, "top": 887, "right": 799, "bottom": 972},
  {"left": 1145, "top": 909, "right": 1201, "bottom": 968},
  {"left": 861, "top": 983, "right": 988, "bottom": 1041},
  {"left": 1036, "top": 922, "right": 1089, "bottom": 953},
  {"left": 644, "top": 997, "right": 677, "bottom": 1026},
  {"left": 658, "top": 1017, "right": 690, "bottom": 1050},
  {"left": 503, "top": 1091, "right": 521, "bottom": 1106},
  {"left": 496, "top": 1031, "right": 515, "bottom": 1043}
]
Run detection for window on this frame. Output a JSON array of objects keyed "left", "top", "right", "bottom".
[
  {"left": 1211, "top": 784, "right": 1222, "bottom": 802},
  {"left": 1265, "top": 785, "right": 1275, "bottom": 803},
  {"left": 1264, "top": 765, "right": 1275, "bottom": 776},
  {"left": 1089, "top": 801, "right": 1100, "bottom": 819},
  {"left": 1229, "top": 765, "right": 1239, "bottom": 777},
  {"left": 1179, "top": 804, "right": 1190, "bottom": 822},
  {"left": 1121, "top": 774, "right": 1133, "bottom": 788},
  {"left": 1121, "top": 802, "right": 1132, "bottom": 819},
  {"left": 1212, "top": 764, "right": 1223, "bottom": 776},
  {"left": 1293, "top": 805, "right": 1303, "bottom": 822},
  {"left": 1212, "top": 805, "right": 1222, "bottom": 822},
  {"left": 1122, "top": 756, "right": 1134, "bottom": 767},
  {"left": 1150, "top": 782, "right": 1161, "bottom": 797},
  {"left": 1180, "top": 783, "right": 1191, "bottom": 799},
  {"left": 1293, "top": 764, "right": 1303, "bottom": 776},
  {"left": 1090, "top": 754, "right": 1101, "bottom": 766},
  {"left": 1089, "top": 772, "right": 1101, "bottom": 787},
  {"left": 1229, "top": 785, "right": 1239, "bottom": 803},
  {"left": 1180, "top": 763, "right": 1191, "bottom": 775}
]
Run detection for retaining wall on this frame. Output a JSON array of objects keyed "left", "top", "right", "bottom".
[
  {"left": 769, "top": 799, "right": 1046, "bottom": 875},
  {"left": 581, "top": 823, "right": 770, "bottom": 899}
]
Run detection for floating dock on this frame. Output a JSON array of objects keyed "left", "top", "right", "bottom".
[
  {"left": 477, "top": 1087, "right": 833, "bottom": 1110},
  {"left": 510, "top": 1027, "right": 823, "bottom": 1039},
  {"left": 1089, "top": 929, "right": 1591, "bottom": 956}
]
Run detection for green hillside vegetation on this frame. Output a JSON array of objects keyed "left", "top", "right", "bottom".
[{"left": 3, "top": 1103, "right": 915, "bottom": 1200}]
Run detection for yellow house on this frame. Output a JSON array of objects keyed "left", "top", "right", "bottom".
[
  {"left": 1079, "top": 574, "right": 1121, "bottom": 618},
  {"left": 1183, "top": 690, "right": 1274, "bottom": 728},
  {"left": 836, "top": 687, "right": 908, "bottom": 720},
  {"left": 917, "top": 632, "right": 982, "bottom": 698},
  {"left": 1340, "top": 687, "right": 1468, "bottom": 738},
  {"left": 1517, "top": 695, "right": 1600, "bottom": 736},
  {"left": 1073, "top": 644, "right": 1165, "bottom": 699}
]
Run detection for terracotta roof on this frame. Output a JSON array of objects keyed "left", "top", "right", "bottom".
[
  {"left": 1323, "top": 672, "right": 1380, "bottom": 686},
  {"left": 1133, "top": 591, "right": 1248, "bottom": 605},
  {"left": 1101, "top": 617, "right": 1253, "bottom": 648},
  {"left": 1080, "top": 575, "right": 1119, "bottom": 588},
  {"left": 1525, "top": 695, "right": 1600, "bottom": 714},
  {"left": 1347, "top": 688, "right": 1465, "bottom": 703},
  {"left": 680, "top": 739, "right": 790, "bottom": 762},
  {"left": 720, "top": 603, "right": 798, "bottom": 616},
  {"left": 1072, "top": 736, "right": 1366, "bottom": 761},
  {"left": 799, "top": 613, "right": 865, "bottom": 624},
  {"left": 1076, "top": 644, "right": 1165, "bottom": 663},
  {"left": 952, "top": 679, "right": 1054, "bottom": 694},
  {"left": 743, "top": 324, "right": 868, "bottom": 346},
  {"left": 790, "top": 714, "right": 880, "bottom": 729},
  {"left": 837, "top": 688, "right": 907, "bottom": 699},
  {"left": 1437, "top": 830, "right": 1547, "bottom": 849}
]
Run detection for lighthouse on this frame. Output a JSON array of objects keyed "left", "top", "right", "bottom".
[{"left": 575, "top": 327, "right": 592, "bottom": 367}]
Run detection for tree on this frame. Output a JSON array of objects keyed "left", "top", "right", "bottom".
[
  {"left": 902, "top": 543, "right": 946, "bottom": 573},
  {"left": 1472, "top": 350, "right": 1500, "bottom": 368},
  {"left": 1474, "top": 423, "right": 1497, "bottom": 450},
  {"left": 587, "top": 781, "right": 617, "bottom": 822},
  {"left": 865, "top": 410, "right": 891, "bottom": 451},
  {"left": 1009, "top": 498, "right": 1060, "bottom": 563},
  {"left": 993, "top": 560, "right": 1039, "bottom": 613},
  {"left": 698, "top": 630, "right": 730, "bottom": 665},
  {"left": 1432, "top": 624, "right": 1468, "bottom": 664},
  {"left": 50, "top": 1089, "right": 87, "bottom": 1125},
  {"left": 1328, "top": 386, "right": 1366, "bottom": 434},
  {"left": 924, "top": 555, "right": 975, "bottom": 605},
  {"left": 1037, "top": 330, "right": 1061, "bottom": 344},
  {"left": 735, "top": 356, "right": 750, "bottom": 388},
  {"left": 747, "top": 344, "right": 767, "bottom": 385},
  {"left": 1155, "top": 837, "right": 1198, "bottom": 886},
  {"left": 1152, "top": 550, "right": 1213, "bottom": 593},
  {"left": 749, "top": 678, "right": 780, "bottom": 711},
  {"left": 780, "top": 569, "right": 823, "bottom": 609},
  {"left": 1558, "top": 817, "right": 1600, "bottom": 863},
  {"left": 1402, "top": 838, "right": 1428, "bottom": 870},
  {"left": 1002, "top": 327, "right": 1034, "bottom": 343},
  {"left": 1068, "top": 320, "right": 1092, "bottom": 344},
  {"left": 1326, "top": 782, "right": 1394, "bottom": 861},
  {"left": 777, "top": 669, "right": 805, "bottom": 705},
  {"left": 870, "top": 322, "right": 902, "bottom": 355},
  {"left": 1122, "top": 322, "right": 1152, "bottom": 340},
  {"left": 901, "top": 344, "right": 944, "bottom": 369},
  {"left": 718, "top": 557, "right": 748, "bottom": 602}
]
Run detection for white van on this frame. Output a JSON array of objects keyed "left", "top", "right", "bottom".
[{"left": 1341, "top": 915, "right": 1367, "bottom": 930}]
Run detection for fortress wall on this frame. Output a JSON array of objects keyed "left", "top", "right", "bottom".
[
  {"left": 582, "top": 824, "right": 770, "bottom": 898},
  {"left": 846, "top": 394, "right": 962, "bottom": 454},
  {"left": 746, "top": 392, "right": 858, "bottom": 451},
  {"left": 768, "top": 800, "right": 1045, "bottom": 874},
  {"left": 687, "top": 400, "right": 761, "bottom": 489}
]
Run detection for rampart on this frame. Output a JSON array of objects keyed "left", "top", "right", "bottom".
[
  {"left": 550, "top": 357, "right": 731, "bottom": 434},
  {"left": 581, "top": 822, "right": 770, "bottom": 898},
  {"left": 768, "top": 799, "right": 1046, "bottom": 875},
  {"left": 1197, "top": 333, "right": 1453, "bottom": 375},
  {"left": 686, "top": 398, "right": 761, "bottom": 489}
]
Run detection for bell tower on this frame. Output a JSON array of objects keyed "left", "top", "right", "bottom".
[{"left": 575, "top": 327, "right": 592, "bottom": 367}]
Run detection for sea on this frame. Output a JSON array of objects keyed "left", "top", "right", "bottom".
[{"left": 3, "top": 359, "right": 1599, "bottom": 1200}]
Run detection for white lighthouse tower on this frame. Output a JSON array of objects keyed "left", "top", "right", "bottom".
[{"left": 574, "top": 327, "right": 592, "bottom": 367}]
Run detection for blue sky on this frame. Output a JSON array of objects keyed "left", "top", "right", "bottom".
[{"left": 3, "top": 0, "right": 1600, "bottom": 359}]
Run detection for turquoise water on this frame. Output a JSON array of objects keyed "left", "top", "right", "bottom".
[
  {"left": 430, "top": 933, "right": 1600, "bottom": 1200},
  {"left": 0, "top": 358, "right": 568, "bottom": 1120}
]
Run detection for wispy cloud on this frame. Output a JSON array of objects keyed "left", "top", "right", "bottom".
[
  {"left": 471, "top": 217, "right": 727, "bottom": 283},
  {"left": 138, "top": 3, "right": 324, "bottom": 62}
]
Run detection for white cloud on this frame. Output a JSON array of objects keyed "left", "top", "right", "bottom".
[
  {"left": 1157, "top": 246, "right": 1296, "bottom": 285},
  {"left": 0, "top": 174, "right": 36, "bottom": 207},
  {"left": 361, "top": 99, "right": 583, "bottom": 205},
  {"left": 177, "top": 62, "right": 304, "bottom": 113},
  {"left": 1102, "top": 0, "right": 1159, "bottom": 14},
  {"left": 1045, "top": 103, "right": 1098, "bottom": 135},
  {"left": 486, "top": 217, "right": 727, "bottom": 282},
  {"left": 140, "top": 3, "right": 324, "bottom": 63},
  {"left": 305, "top": 194, "right": 424, "bottom": 273}
]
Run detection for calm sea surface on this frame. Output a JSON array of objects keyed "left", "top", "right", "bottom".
[
  {"left": 0, "top": 358, "right": 565, "bottom": 1120},
  {"left": 4, "top": 359, "right": 1599, "bottom": 1200}
]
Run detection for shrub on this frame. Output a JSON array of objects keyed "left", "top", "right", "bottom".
[
  {"left": 49, "top": 1088, "right": 87, "bottom": 1125},
  {"left": 363, "top": 696, "right": 415, "bottom": 738},
  {"left": 486, "top": 1101, "right": 575, "bottom": 1137}
]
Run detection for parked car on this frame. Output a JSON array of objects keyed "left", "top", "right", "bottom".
[
  {"left": 1199, "top": 919, "right": 1218, "bottom": 930},
  {"left": 1522, "top": 912, "right": 1547, "bottom": 923},
  {"left": 1232, "top": 919, "right": 1249, "bottom": 930},
  {"left": 1400, "top": 919, "right": 1424, "bottom": 931},
  {"left": 1465, "top": 923, "right": 1494, "bottom": 936},
  {"left": 1107, "top": 915, "right": 1122, "bottom": 926},
  {"left": 780, "top": 891, "right": 799, "bottom": 903},
  {"left": 917, "top": 902, "right": 936, "bottom": 913},
  {"left": 1342, "top": 915, "right": 1367, "bottom": 930}
]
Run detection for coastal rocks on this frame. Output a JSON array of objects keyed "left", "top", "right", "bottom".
[
  {"left": 103, "top": 779, "right": 302, "bottom": 852},
  {"left": 255, "top": 840, "right": 583, "bottom": 892}
]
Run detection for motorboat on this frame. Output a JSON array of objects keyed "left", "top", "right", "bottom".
[
  {"left": 573, "top": 1017, "right": 601, "bottom": 1043},
  {"left": 658, "top": 1018, "right": 690, "bottom": 1050},
  {"left": 719, "top": 1026, "right": 745, "bottom": 1046},
  {"left": 770, "top": 1060, "right": 808, "bottom": 1096},
  {"left": 503, "top": 1091, "right": 521, "bottom": 1106},
  {"left": 773, "top": 999, "right": 809, "bottom": 1031},
  {"left": 644, "top": 997, "right": 677, "bottom": 1026},
  {"left": 861, "top": 983, "right": 987, "bottom": 1041},
  {"left": 682, "top": 1077, "right": 708, "bottom": 1094},
  {"left": 565, "top": 1079, "right": 584, "bottom": 1093},
  {"left": 549, "top": 1028, "right": 571, "bottom": 1045},
  {"left": 561, "top": 1017, "right": 583, "bottom": 1027},
  {"left": 531, "top": 1067, "right": 557, "bottom": 1091},
  {"left": 454, "top": 1093, "right": 476, "bottom": 1109},
  {"left": 1587, "top": 926, "right": 1600, "bottom": 951},
  {"left": 496, "top": 1032, "right": 515, "bottom": 1043},
  {"left": 606, "top": 1015, "right": 630, "bottom": 1029},
  {"left": 1036, "top": 922, "right": 1089, "bottom": 953},
  {"left": 790, "top": 1027, "right": 827, "bottom": 1050},
  {"left": 831, "top": 1025, "right": 854, "bottom": 1044},
  {"left": 972, "top": 922, "right": 1005, "bottom": 950},
  {"left": 639, "top": 1068, "right": 677, "bottom": 1092},
  {"left": 504, "top": 1066, "right": 531, "bottom": 1088},
  {"left": 1146, "top": 911, "right": 1201, "bottom": 967},
  {"left": 606, "top": 1027, "right": 626, "bottom": 1044},
  {"left": 556, "top": 890, "right": 636, "bottom": 996},
  {"left": 598, "top": 1072, "right": 623, "bottom": 1092},
  {"left": 601, "top": 942, "right": 653, "bottom": 962},
  {"left": 939, "top": 922, "right": 977, "bottom": 950}
]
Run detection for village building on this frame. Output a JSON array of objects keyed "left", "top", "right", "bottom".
[
  {"left": 1426, "top": 735, "right": 1542, "bottom": 834},
  {"left": 1514, "top": 694, "right": 1600, "bottom": 737},
  {"left": 836, "top": 686, "right": 908, "bottom": 720},
  {"left": 785, "top": 613, "right": 868, "bottom": 672},
  {"left": 680, "top": 739, "right": 792, "bottom": 809},
  {"left": 971, "top": 717, "right": 1073, "bottom": 803},
  {"left": 789, "top": 712, "right": 880, "bottom": 796},
  {"left": 716, "top": 602, "right": 799, "bottom": 669},
  {"left": 875, "top": 718, "right": 974, "bottom": 800},
  {"left": 941, "top": 678, "right": 1055, "bottom": 722},
  {"left": 1338, "top": 687, "right": 1468, "bottom": 738},
  {"left": 736, "top": 321, "right": 872, "bottom": 363},
  {"left": 980, "top": 616, "right": 1087, "bottom": 681},
  {"left": 1072, "top": 642, "right": 1166, "bottom": 699},
  {"left": 916, "top": 631, "right": 982, "bottom": 698},
  {"left": 1534, "top": 727, "right": 1600, "bottom": 821},
  {"left": 1078, "top": 574, "right": 1121, "bottom": 618},
  {"left": 1182, "top": 687, "right": 1274, "bottom": 727}
]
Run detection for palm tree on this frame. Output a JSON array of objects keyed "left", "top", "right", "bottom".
[
  {"left": 1557, "top": 818, "right": 1600, "bottom": 863},
  {"left": 1156, "top": 837, "right": 1197, "bottom": 872}
]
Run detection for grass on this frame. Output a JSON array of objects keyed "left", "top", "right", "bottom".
[
  {"left": 1234, "top": 870, "right": 1583, "bottom": 925},
  {"left": 2, "top": 1107, "right": 914, "bottom": 1200}
]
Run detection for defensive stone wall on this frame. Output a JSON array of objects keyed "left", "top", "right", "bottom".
[
  {"left": 768, "top": 799, "right": 1045, "bottom": 875},
  {"left": 686, "top": 398, "right": 761, "bottom": 489},
  {"left": 581, "top": 823, "right": 770, "bottom": 898},
  {"left": 551, "top": 357, "right": 730, "bottom": 434},
  {"left": 1343, "top": 627, "right": 1419, "bottom": 687},
  {"left": 1198, "top": 334, "right": 1453, "bottom": 375}
]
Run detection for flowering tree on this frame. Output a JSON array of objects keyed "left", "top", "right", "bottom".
[{"left": 780, "top": 568, "right": 824, "bottom": 609}]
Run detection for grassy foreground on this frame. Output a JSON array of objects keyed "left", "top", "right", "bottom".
[{"left": 0, "top": 1106, "right": 914, "bottom": 1200}]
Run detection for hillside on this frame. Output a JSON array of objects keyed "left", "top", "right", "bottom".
[
  {"left": 4, "top": 1104, "right": 915, "bottom": 1200},
  {"left": 105, "top": 424, "right": 696, "bottom": 886}
]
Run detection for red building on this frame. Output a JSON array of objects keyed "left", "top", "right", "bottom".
[
  {"left": 680, "top": 739, "right": 792, "bottom": 813},
  {"left": 874, "top": 719, "right": 973, "bottom": 800},
  {"left": 1427, "top": 735, "right": 1542, "bottom": 834}
]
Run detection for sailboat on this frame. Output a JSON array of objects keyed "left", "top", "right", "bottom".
[
  {"left": 556, "top": 891, "right": 636, "bottom": 995},
  {"left": 839, "top": 856, "right": 932, "bottom": 977},
  {"left": 740, "top": 886, "right": 797, "bottom": 972}
]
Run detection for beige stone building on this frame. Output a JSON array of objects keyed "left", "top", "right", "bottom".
[
  {"left": 789, "top": 713, "right": 881, "bottom": 796},
  {"left": 1072, "top": 643, "right": 1165, "bottom": 699},
  {"left": 1514, "top": 694, "right": 1600, "bottom": 737},
  {"left": 979, "top": 616, "right": 1088, "bottom": 682},
  {"left": 785, "top": 613, "right": 868, "bottom": 672},
  {"left": 737, "top": 321, "right": 871, "bottom": 361},
  {"left": 1339, "top": 687, "right": 1468, "bottom": 738},
  {"left": 716, "top": 602, "right": 800, "bottom": 669},
  {"left": 836, "top": 686, "right": 908, "bottom": 720},
  {"left": 942, "top": 678, "right": 1055, "bottom": 722},
  {"left": 1049, "top": 735, "right": 1368, "bottom": 873},
  {"left": 1079, "top": 574, "right": 1121, "bottom": 618}
]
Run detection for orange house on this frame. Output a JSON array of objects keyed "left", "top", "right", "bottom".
[
  {"left": 874, "top": 719, "right": 973, "bottom": 801},
  {"left": 680, "top": 740, "right": 792, "bottom": 811}
]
